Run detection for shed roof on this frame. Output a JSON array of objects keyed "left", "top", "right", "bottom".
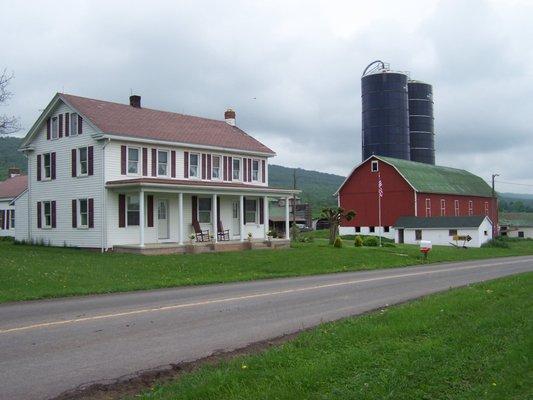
[
  {"left": 499, "top": 212, "right": 533, "bottom": 227},
  {"left": 394, "top": 215, "right": 489, "bottom": 229},
  {"left": 0, "top": 175, "right": 28, "bottom": 200},
  {"left": 378, "top": 156, "right": 493, "bottom": 197}
]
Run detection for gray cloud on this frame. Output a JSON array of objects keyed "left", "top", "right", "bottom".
[{"left": 2, "top": 0, "right": 533, "bottom": 192}]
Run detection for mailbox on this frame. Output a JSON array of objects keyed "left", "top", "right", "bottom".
[{"left": 420, "top": 240, "right": 432, "bottom": 256}]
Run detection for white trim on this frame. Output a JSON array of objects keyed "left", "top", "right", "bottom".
[
  {"left": 42, "top": 200, "right": 52, "bottom": 229},
  {"left": 211, "top": 154, "right": 222, "bottom": 181},
  {"left": 232, "top": 157, "right": 242, "bottom": 181},
  {"left": 251, "top": 159, "right": 260, "bottom": 182},
  {"left": 189, "top": 152, "right": 201, "bottom": 179},
  {"left": 42, "top": 152, "right": 52, "bottom": 180},
  {"left": 156, "top": 149, "right": 170, "bottom": 178},
  {"left": 77, "top": 198, "right": 89, "bottom": 229},
  {"left": 126, "top": 146, "right": 141, "bottom": 176},
  {"left": 77, "top": 146, "right": 89, "bottom": 177}
]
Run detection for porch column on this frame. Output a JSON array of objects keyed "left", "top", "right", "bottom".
[
  {"left": 263, "top": 195, "right": 269, "bottom": 239},
  {"left": 212, "top": 194, "right": 218, "bottom": 243},
  {"left": 239, "top": 195, "right": 245, "bottom": 242},
  {"left": 178, "top": 192, "right": 184, "bottom": 245},
  {"left": 285, "top": 196, "right": 290, "bottom": 239},
  {"left": 139, "top": 189, "right": 145, "bottom": 247}
]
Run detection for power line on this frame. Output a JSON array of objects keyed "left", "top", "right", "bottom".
[{"left": 495, "top": 180, "right": 533, "bottom": 188}]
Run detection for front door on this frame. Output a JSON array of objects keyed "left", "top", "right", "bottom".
[
  {"left": 398, "top": 229, "right": 404, "bottom": 244},
  {"left": 157, "top": 199, "right": 169, "bottom": 240},
  {"left": 232, "top": 201, "right": 240, "bottom": 237}
]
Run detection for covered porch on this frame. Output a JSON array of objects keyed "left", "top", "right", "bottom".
[{"left": 105, "top": 178, "right": 297, "bottom": 252}]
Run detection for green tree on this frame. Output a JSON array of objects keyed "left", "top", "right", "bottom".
[{"left": 320, "top": 207, "right": 356, "bottom": 245}]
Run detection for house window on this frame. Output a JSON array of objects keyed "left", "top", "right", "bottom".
[
  {"left": 126, "top": 195, "right": 140, "bottom": 226},
  {"left": 78, "top": 147, "right": 88, "bottom": 176},
  {"left": 233, "top": 158, "right": 241, "bottom": 180},
  {"left": 449, "top": 229, "right": 457, "bottom": 236},
  {"left": 232, "top": 202, "right": 239, "bottom": 219},
  {"left": 454, "top": 200, "right": 459, "bottom": 216},
  {"left": 440, "top": 199, "right": 446, "bottom": 216},
  {"left": 384, "top": 226, "right": 390, "bottom": 233},
  {"left": 425, "top": 198, "right": 431, "bottom": 217},
  {"left": 415, "top": 229, "right": 422, "bottom": 240},
  {"left": 43, "top": 201, "right": 52, "bottom": 228},
  {"left": 212, "top": 155, "right": 221, "bottom": 179},
  {"left": 245, "top": 199, "right": 257, "bottom": 223},
  {"left": 157, "top": 150, "right": 168, "bottom": 176},
  {"left": 484, "top": 202, "right": 489, "bottom": 216},
  {"left": 189, "top": 153, "right": 199, "bottom": 178},
  {"left": 371, "top": 160, "right": 379, "bottom": 172},
  {"left": 198, "top": 198, "right": 212, "bottom": 223},
  {"left": 468, "top": 200, "right": 473, "bottom": 216},
  {"left": 252, "top": 160, "right": 259, "bottom": 181},
  {"left": 10, "top": 210, "right": 15, "bottom": 228},
  {"left": 127, "top": 148, "right": 139, "bottom": 174},
  {"left": 369, "top": 226, "right": 375, "bottom": 233},
  {"left": 355, "top": 227, "right": 361, "bottom": 233},
  {"left": 485, "top": 230, "right": 490, "bottom": 236},
  {"left": 51, "top": 117, "right": 58, "bottom": 139},
  {"left": 518, "top": 231, "right": 524, "bottom": 238},
  {"left": 70, "top": 113, "right": 78, "bottom": 136},
  {"left": 78, "top": 199, "right": 88, "bottom": 228},
  {"left": 43, "top": 153, "right": 52, "bottom": 179}
]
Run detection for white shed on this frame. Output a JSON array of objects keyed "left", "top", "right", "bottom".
[{"left": 394, "top": 216, "right": 493, "bottom": 248}]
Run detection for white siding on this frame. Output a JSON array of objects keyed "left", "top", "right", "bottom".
[
  {"left": 14, "top": 191, "right": 29, "bottom": 241},
  {"left": 27, "top": 101, "right": 104, "bottom": 248},
  {"left": 339, "top": 226, "right": 396, "bottom": 239},
  {"left": 506, "top": 227, "right": 533, "bottom": 239}
]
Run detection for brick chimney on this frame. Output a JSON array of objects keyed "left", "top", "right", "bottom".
[
  {"left": 129, "top": 95, "right": 141, "bottom": 108},
  {"left": 8, "top": 167, "right": 21, "bottom": 178},
  {"left": 224, "top": 109, "right": 236, "bottom": 126}
]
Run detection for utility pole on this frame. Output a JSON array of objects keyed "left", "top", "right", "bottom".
[
  {"left": 491, "top": 174, "right": 499, "bottom": 198},
  {"left": 491, "top": 173, "right": 499, "bottom": 237},
  {"left": 292, "top": 169, "right": 297, "bottom": 225}
]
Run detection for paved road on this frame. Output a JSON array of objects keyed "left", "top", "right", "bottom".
[{"left": 1, "top": 256, "right": 532, "bottom": 400}]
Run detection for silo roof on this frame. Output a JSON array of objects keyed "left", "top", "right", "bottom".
[{"left": 378, "top": 156, "right": 493, "bottom": 197}]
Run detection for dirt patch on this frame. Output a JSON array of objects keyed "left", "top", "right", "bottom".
[{"left": 52, "top": 331, "right": 302, "bottom": 400}]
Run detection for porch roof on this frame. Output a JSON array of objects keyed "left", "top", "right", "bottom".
[{"left": 106, "top": 178, "right": 299, "bottom": 196}]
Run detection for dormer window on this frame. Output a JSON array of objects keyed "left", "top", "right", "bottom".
[
  {"left": 371, "top": 160, "right": 379, "bottom": 172},
  {"left": 212, "top": 155, "right": 221, "bottom": 179},
  {"left": 70, "top": 113, "right": 78, "bottom": 136},
  {"left": 157, "top": 150, "right": 169, "bottom": 176},
  {"left": 189, "top": 153, "right": 199, "bottom": 178},
  {"left": 51, "top": 117, "right": 58, "bottom": 139}
]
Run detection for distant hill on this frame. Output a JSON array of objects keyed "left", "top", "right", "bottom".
[
  {"left": 2, "top": 135, "right": 531, "bottom": 215},
  {"left": 0, "top": 137, "right": 26, "bottom": 180}
]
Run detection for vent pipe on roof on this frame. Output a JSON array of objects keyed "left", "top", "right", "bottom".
[
  {"left": 130, "top": 95, "right": 141, "bottom": 108},
  {"left": 224, "top": 108, "right": 236, "bottom": 126}
]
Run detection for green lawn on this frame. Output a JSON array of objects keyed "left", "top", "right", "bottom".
[
  {"left": 1, "top": 237, "right": 533, "bottom": 303},
  {"left": 134, "top": 273, "right": 533, "bottom": 400}
]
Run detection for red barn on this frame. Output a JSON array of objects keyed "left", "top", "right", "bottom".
[{"left": 336, "top": 156, "right": 498, "bottom": 239}]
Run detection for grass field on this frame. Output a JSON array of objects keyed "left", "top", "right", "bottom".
[
  {"left": 1, "top": 237, "right": 533, "bottom": 303},
  {"left": 133, "top": 273, "right": 533, "bottom": 400}
]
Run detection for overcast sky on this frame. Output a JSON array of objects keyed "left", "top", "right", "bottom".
[{"left": 2, "top": 0, "right": 533, "bottom": 193}]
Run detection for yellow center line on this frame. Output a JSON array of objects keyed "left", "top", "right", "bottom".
[{"left": 0, "top": 260, "right": 525, "bottom": 335}]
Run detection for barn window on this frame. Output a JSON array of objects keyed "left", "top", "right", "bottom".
[
  {"left": 484, "top": 202, "right": 489, "bottom": 216},
  {"left": 371, "top": 160, "right": 379, "bottom": 172},
  {"left": 369, "top": 226, "right": 375, "bottom": 233},
  {"left": 449, "top": 229, "right": 457, "bottom": 236},
  {"left": 440, "top": 199, "right": 446, "bottom": 216},
  {"left": 355, "top": 227, "right": 361, "bottom": 233},
  {"left": 518, "top": 231, "right": 524, "bottom": 238},
  {"left": 468, "top": 201, "right": 473, "bottom": 216},
  {"left": 384, "top": 226, "right": 390, "bottom": 233},
  {"left": 454, "top": 200, "right": 459, "bottom": 216},
  {"left": 425, "top": 198, "right": 431, "bottom": 217},
  {"left": 415, "top": 229, "right": 422, "bottom": 240}
]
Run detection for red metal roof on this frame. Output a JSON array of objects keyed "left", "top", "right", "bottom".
[
  {"left": 0, "top": 175, "right": 28, "bottom": 199},
  {"left": 60, "top": 94, "right": 275, "bottom": 155}
]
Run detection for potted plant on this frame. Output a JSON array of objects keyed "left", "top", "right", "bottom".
[
  {"left": 189, "top": 233, "right": 195, "bottom": 244},
  {"left": 247, "top": 232, "right": 253, "bottom": 241}
]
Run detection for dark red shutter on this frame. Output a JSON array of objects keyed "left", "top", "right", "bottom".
[
  {"left": 37, "top": 202, "right": 42, "bottom": 228},
  {"left": 1, "top": 210, "right": 5, "bottom": 229},
  {"left": 120, "top": 145, "right": 127, "bottom": 175},
  {"left": 184, "top": 151, "right": 189, "bottom": 178},
  {"left": 46, "top": 118, "right": 51, "bottom": 140},
  {"left": 78, "top": 115, "right": 83, "bottom": 134},
  {"left": 65, "top": 113, "right": 70, "bottom": 137},
  {"left": 207, "top": 154, "right": 212, "bottom": 180},
  {"left": 223, "top": 156, "right": 228, "bottom": 181},
  {"left": 259, "top": 198, "right": 264, "bottom": 224},
  {"left": 119, "top": 194, "right": 126, "bottom": 227},
  {"left": 142, "top": 148, "right": 148, "bottom": 176},
  {"left": 147, "top": 195, "right": 154, "bottom": 227},
  {"left": 192, "top": 195, "right": 198, "bottom": 222},
  {"left": 171, "top": 151, "right": 176, "bottom": 178},
  {"left": 37, "top": 154, "right": 42, "bottom": 181},
  {"left": 151, "top": 148, "right": 157, "bottom": 176},
  {"left": 51, "top": 201, "right": 57, "bottom": 228},
  {"left": 262, "top": 160, "right": 266, "bottom": 183},
  {"left": 5, "top": 210, "right": 9, "bottom": 229},
  {"left": 71, "top": 148, "right": 77, "bottom": 177},
  {"left": 58, "top": 114, "right": 63, "bottom": 138},
  {"left": 51, "top": 152, "right": 56, "bottom": 180},
  {"left": 88, "top": 198, "right": 94, "bottom": 228},
  {"left": 72, "top": 199, "right": 77, "bottom": 228},
  {"left": 248, "top": 159, "right": 252, "bottom": 182},
  {"left": 243, "top": 158, "right": 247, "bottom": 181},
  {"left": 88, "top": 146, "right": 94, "bottom": 176},
  {"left": 228, "top": 157, "right": 233, "bottom": 181},
  {"left": 201, "top": 154, "right": 206, "bottom": 179}
]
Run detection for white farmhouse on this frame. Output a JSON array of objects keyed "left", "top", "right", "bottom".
[
  {"left": 17, "top": 93, "right": 296, "bottom": 253},
  {"left": 394, "top": 216, "right": 493, "bottom": 248}
]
